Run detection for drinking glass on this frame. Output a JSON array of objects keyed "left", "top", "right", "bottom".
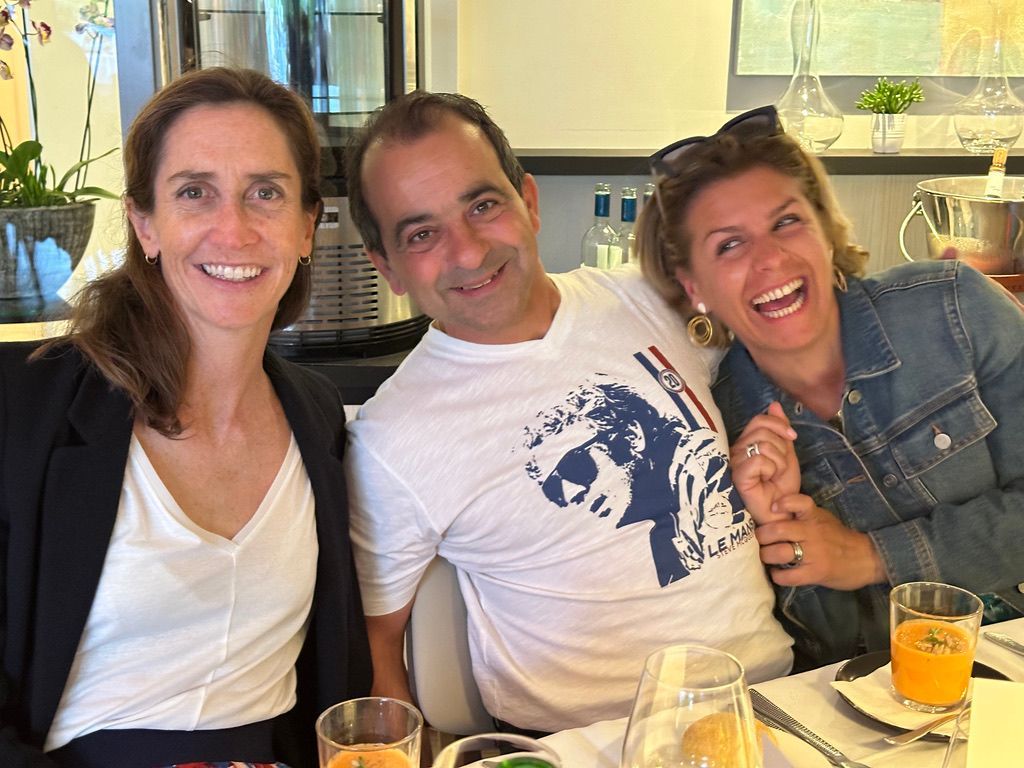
[
  {"left": 431, "top": 733, "right": 561, "bottom": 768},
  {"left": 316, "top": 697, "right": 423, "bottom": 768},
  {"left": 889, "top": 582, "right": 983, "bottom": 713},
  {"left": 620, "top": 645, "right": 761, "bottom": 768}
]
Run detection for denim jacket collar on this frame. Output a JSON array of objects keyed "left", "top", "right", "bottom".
[{"left": 715, "top": 278, "right": 902, "bottom": 429}]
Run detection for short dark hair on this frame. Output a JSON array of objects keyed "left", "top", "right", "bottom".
[
  {"left": 60, "top": 67, "right": 322, "bottom": 435},
  {"left": 636, "top": 131, "right": 869, "bottom": 346},
  {"left": 345, "top": 90, "right": 525, "bottom": 255}
]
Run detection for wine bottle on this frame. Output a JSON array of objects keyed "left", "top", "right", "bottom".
[
  {"left": 581, "top": 183, "right": 621, "bottom": 269},
  {"left": 642, "top": 182, "right": 656, "bottom": 211},
  {"left": 617, "top": 186, "right": 638, "bottom": 264},
  {"left": 984, "top": 147, "right": 1008, "bottom": 199}
]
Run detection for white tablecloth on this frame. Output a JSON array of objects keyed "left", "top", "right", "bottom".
[{"left": 541, "top": 616, "right": 1024, "bottom": 767}]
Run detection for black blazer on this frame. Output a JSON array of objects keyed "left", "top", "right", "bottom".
[{"left": 0, "top": 341, "right": 371, "bottom": 768}]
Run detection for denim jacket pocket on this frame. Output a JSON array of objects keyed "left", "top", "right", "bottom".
[
  {"left": 888, "top": 387, "right": 996, "bottom": 479},
  {"left": 800, "top": 455, "right": 845, "bottom": 505}
]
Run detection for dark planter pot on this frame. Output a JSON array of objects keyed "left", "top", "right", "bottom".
[{"left": 0, "top": 202, "right": 96, "bottom": 322}]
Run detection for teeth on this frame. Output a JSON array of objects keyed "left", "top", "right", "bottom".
[
  {"left": 201, "top": 264, "right": 263, "bottom": 282},
  {"left": 459, "top": 275, "right": 495, "bottom": 291},
  {"left": 761, "top": 291, "right": 806, "bottom": 319},
  {"left": 752, "top": 278, "right": 804, "bottom": 306}
]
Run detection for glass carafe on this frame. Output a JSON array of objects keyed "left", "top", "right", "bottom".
[
  {"left": 953, "top": 6, "right": 1024, "bottom": 154},
  {"left": 775, "top": 0, "right": 844, "bottom": 153}
]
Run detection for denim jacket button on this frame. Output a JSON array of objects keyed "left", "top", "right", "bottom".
[
  {"left": 847, "top": 389, "right": 863, "bottom": 405},
  {"left": 882, "top": 473, "right": 899, "bottom": 487},
  {"left": 933, "top": 432, "right": 952, "bottom": 450}
]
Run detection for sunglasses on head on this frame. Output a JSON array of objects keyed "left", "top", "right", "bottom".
[{"left": 649, "top": 105, "right": 782, "bottom": 178}]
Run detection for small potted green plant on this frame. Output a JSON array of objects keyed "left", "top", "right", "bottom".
[
  {"left": 855, "top": 77, "right": 925, "bottom": 154},
  {"left": 0, "top": 1, "right": 118, "bottom": 320}
]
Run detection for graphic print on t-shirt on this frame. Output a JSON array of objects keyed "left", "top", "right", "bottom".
[{"left": 520, "top": 345, "right": 753, "bottom": 586}]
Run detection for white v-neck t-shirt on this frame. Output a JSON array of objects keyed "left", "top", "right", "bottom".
[{"left": 45, "top": 434, "right": 317, "bottom": 752}]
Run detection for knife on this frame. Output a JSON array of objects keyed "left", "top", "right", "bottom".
[{"left": 984, "top": 631, "right": 1024, "bottom": 657}]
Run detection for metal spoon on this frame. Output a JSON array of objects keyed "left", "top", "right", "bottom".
[{"left": 883, "top": 702, "right": 971, "bottom": 746}]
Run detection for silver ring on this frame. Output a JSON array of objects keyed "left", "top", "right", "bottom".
[
  {"left": 745, "top": 442, "right": 760, "bottom": 458},
  {"left": 787, "top": 541, "right": 804, "bottom": 567}
]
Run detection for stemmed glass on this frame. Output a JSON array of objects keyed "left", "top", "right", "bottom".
[{"left": 621, "top": 645, "right": 761, "bottom": 768}]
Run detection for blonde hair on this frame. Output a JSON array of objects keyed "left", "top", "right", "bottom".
[{"left": 636, "top": 131, "right": 869, "bottom": 347}]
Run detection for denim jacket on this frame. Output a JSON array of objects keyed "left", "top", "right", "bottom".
[{"left": 713, "top": 260, "right": 1024, "bottom": 667}]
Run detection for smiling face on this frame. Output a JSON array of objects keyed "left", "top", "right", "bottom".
[
  {"left": 677, "top": 165, "right": 840, "bottom": 361},
  {"left": 360, "top": 114, "right": 557, "bottom": 344},
  {"left": 127, "top": 102, "right": 317, "bottom": 342}
]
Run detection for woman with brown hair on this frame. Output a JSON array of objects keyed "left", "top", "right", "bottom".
[
  {"left": 0, "top": 67, "right": 370, "bottom": 767},
  {"left": 638, "top": 106, "right": 1024, "bottom": 669}
]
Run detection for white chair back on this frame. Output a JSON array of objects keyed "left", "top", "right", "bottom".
[{"left": 406, "top": 557, "right": 494, "bottom": 735}]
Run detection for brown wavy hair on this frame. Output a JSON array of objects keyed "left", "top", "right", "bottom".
[
  {"left": 636, "top": 130, "right": 869, "bottom": 347},
  {"left": 43, "top": 67, "right": 322, "bottom": 435},
  {"left": 345, "top": 90, "right": 525, "bottom": 256}
]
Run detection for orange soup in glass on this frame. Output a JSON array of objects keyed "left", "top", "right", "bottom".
[
  {"left": 326, "top": 748, "right": 411, "bottom": 768},
  {"left": 889, "top": 583, "right": 983, "bottom": 713}
]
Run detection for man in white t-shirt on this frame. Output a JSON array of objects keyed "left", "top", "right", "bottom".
[{"left": 343, "top": 91, "right": 793, "bottom": 732}]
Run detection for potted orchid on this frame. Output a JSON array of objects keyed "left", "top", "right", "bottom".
[{"left": 0, "top": 0, "right": 118, "bottom": 319}]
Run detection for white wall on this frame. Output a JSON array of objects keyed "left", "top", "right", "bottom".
[{"left": 426, "top": 0, "right": 966, "bottom": 151}]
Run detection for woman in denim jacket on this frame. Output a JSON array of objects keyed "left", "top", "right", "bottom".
[{"left": 637, "top": 106, "right": 1024, "bottom": 668}]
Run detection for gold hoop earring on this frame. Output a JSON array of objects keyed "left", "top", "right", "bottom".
[
  {"left": 299, "top": 252, "right": 312, "bottom": 266},
  {"left": 832, "top": 264, "right": 848, "bottom": 293},
  {"left": 145, "top": 251, "right": 159, "bottom": 265},
  {"left": 687, "top": 313, "right": 714, "bottom": 347}
]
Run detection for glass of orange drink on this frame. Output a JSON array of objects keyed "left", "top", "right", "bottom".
[
  {"left": 316, "top": 697, "right": 423, "bottom": 768},
  {"left": 889, "top": 582, "right": 983, "bottom": 713}
]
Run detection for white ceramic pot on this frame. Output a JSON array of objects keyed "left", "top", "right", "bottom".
[{"left": 871, "top": 113, "right": 906, "bottom": 154}]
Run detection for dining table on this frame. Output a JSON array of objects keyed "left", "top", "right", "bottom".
[{"left": 540, "top": 615, "right": 1024, "bottom": 767}]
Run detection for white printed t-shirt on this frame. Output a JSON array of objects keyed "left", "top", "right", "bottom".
[{"left": 347, "top": 265, "right": 792, "bottom": 731}]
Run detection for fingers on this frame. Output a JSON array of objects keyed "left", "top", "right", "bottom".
[
  {"left": 730, "top": 439, "right": 791, "bottom": 479},
  {"left": 755, "top": 497, "right": 887, "bottom": 590},
  {"left": 737, "top": 403, "right": 797, "bottom": 445}
]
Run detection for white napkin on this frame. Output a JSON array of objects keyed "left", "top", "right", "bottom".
[
  {"left": 829, "top": 662, "right": 971, "bottom": 737},
  {"left": 761, "top": 732, "right": 797, "bottom": 768},
  {"left": 965, "top": 678, "right": 1024, "bottom": 768},
  {"left": 540, "top": 718, "right": 797, "bottom": 767}
]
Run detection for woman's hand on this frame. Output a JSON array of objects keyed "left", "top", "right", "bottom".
[
  {"left": 755, "top": 493, "right": 887, "bottom": 591},
  {"left": 730, "top": 402, "right": 800, "bottom": 525}
]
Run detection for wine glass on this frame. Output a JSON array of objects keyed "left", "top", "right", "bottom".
[{"left": 621, "top": 645, "right": 761, "bottom": 768}]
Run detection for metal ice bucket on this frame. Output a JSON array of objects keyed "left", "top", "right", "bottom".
[{"left": 899, "top": 176, "right": 1024, "bottom": 290}]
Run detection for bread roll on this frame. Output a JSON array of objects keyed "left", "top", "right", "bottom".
[{"left": 679, "top": 712, "right": 773, "bottom": 768}]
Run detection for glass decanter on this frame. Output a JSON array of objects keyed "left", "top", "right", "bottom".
[
  {"left": 953, "top": 10, "right": 1024, "bottom": 155},
  {"left": 775, "top": 0, "right": 844, "bottom": 154}
]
